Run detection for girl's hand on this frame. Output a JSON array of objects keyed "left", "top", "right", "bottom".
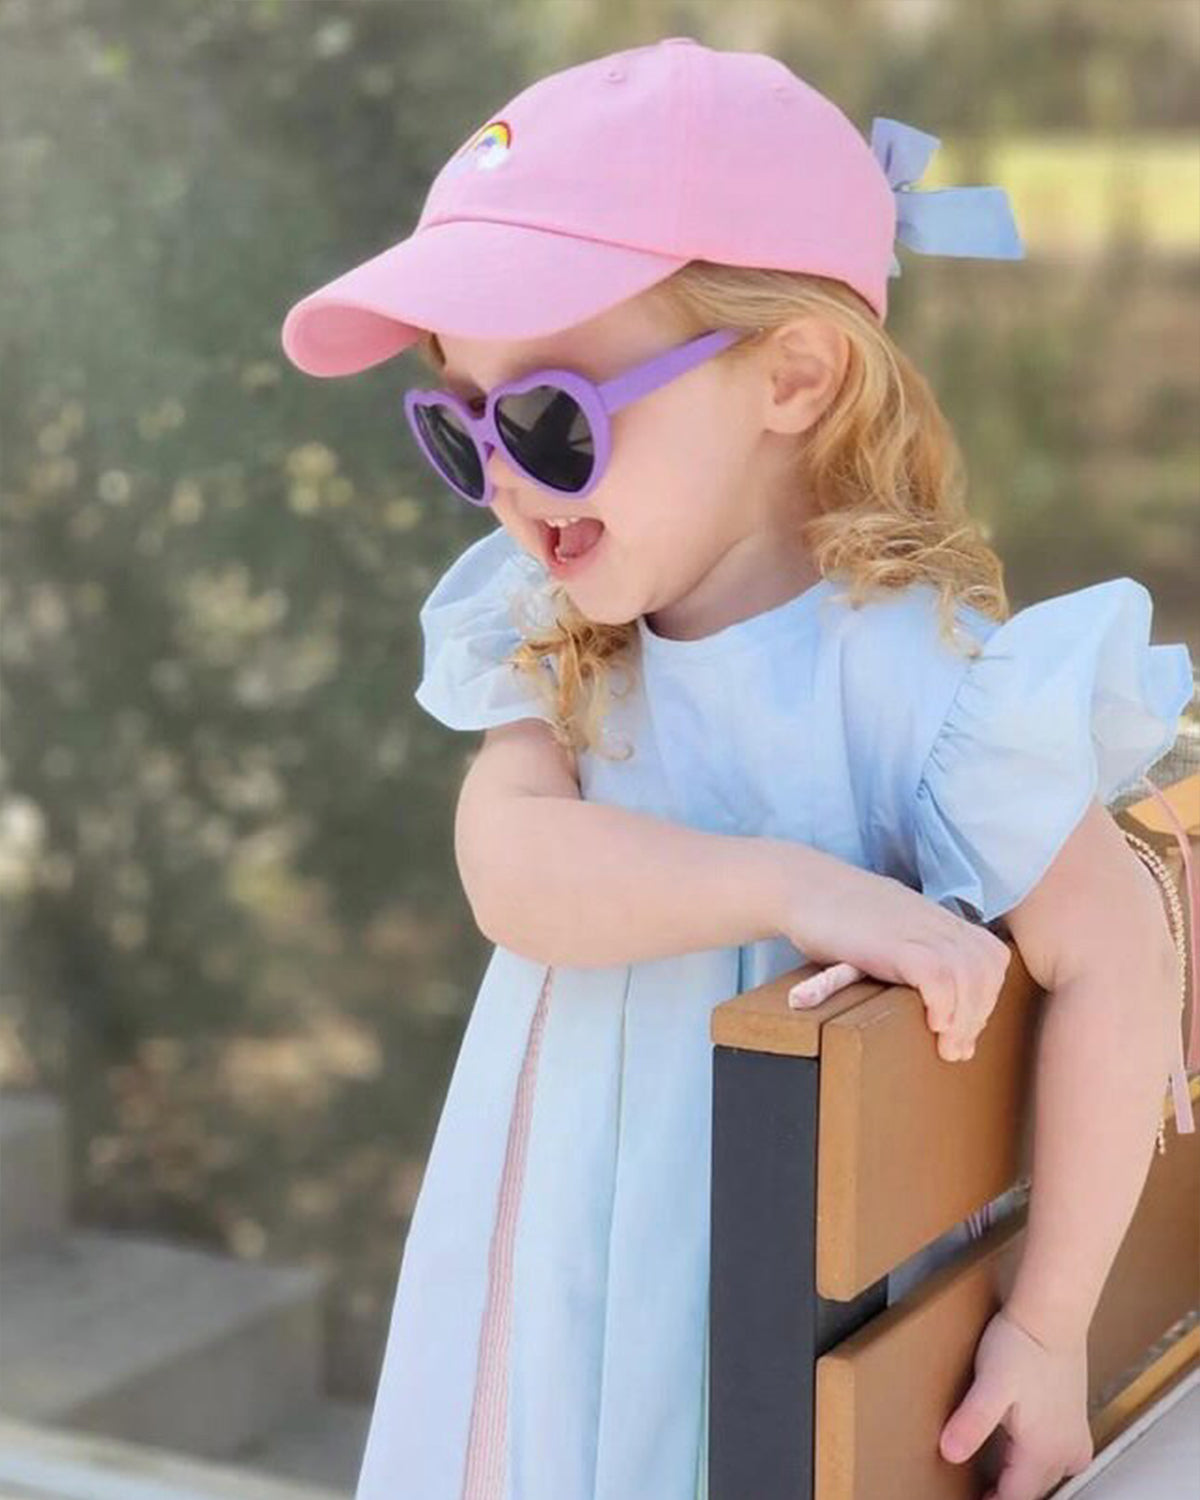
[
  {"left": 775, "top": 857, "right": 1012, "bottom": 1061},
  {"left": 939, "top": 1305, "right": 1095, "bottom": 1499}
]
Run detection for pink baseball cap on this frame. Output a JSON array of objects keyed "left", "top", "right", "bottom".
[{"left": 280, "top": 35, "right": 1023, "bottom": 378}]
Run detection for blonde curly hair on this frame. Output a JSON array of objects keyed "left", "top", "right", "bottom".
[{"left": 415, "top": 260, "right": 1011, "bottom": 762}]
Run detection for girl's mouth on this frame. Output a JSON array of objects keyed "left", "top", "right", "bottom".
[{"left": 537, "top": 517, "right": 607, "bottom": 577}]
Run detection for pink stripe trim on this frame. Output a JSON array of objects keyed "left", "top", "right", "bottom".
[{"left": 460, "top": 967, "right": 554, "bottom": 1499}]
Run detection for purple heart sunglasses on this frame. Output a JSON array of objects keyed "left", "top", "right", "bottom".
[{"left": 403, "top": 325, "right": 764, "bottom": 508}]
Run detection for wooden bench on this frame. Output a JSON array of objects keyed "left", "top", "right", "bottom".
[{"left": 708, "top": 768, "right": 1200, "bottom": 1500}]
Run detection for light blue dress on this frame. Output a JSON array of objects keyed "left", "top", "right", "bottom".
[{"left": 354, "top": 525, "right": 1195, "bottom": 1500}]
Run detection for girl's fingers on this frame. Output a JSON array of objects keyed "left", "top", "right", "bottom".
[
  {"left": 787, "top": 934, "right": 995, "bottom": 1069},
  {"left": 922, "top": 983, "right": 960, "bottom": 1041},
  {"left": 788, "top": 962, "right": 864, "bottom": 1009}
]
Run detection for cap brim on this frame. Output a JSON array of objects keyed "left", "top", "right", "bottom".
[{"left": 280, "top": 219, "right": 689, "bottom": 377}]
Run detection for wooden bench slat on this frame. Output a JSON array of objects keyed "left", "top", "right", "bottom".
[
  {"left": 814, "top": 1105, "right": 1199, "bottom": 1499},
  {"left": 815, "top": 950, "right": 1038, "bottom": 1300},
  {"left": 708, "top": 768, "right": 1200, "bottom": 1498}
]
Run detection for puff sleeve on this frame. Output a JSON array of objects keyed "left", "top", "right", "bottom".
[
  {"left": 412, "top": 526, "right": 558, "bottom": 732},
  {"left": 911, "top": 576, "right": 1195, "bottom": 927}
]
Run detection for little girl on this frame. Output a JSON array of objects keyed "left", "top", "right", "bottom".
[{"left": 281, "top": 37, "right": 1198, "bottom": 1500}]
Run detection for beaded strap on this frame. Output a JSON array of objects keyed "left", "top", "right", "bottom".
[
  {"left": 1120, "top": 770, "right": 1198, "bottom": 1152},
  {"left": 1123, "top": 828, "right": 1190, "bottom": 1155}
]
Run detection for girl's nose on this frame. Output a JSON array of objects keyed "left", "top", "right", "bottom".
[{"left": 483, "top": 441, "right": 522, "bottom": 488}]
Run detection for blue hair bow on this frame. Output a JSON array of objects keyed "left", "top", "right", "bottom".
[{"left": 870, "top": 117, "right": 1025, "bottom": 278}]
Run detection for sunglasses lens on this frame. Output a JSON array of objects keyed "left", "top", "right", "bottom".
[
  {"left": 495, "top": 385, "right": 595, "bottom": 494},
  {"left": 413, "top": 401, "right": 486, "bottom": 500}
]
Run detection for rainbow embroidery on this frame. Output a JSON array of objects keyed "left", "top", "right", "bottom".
[{"left": 443, "top": 119, "right": 513, "bottom": 179}]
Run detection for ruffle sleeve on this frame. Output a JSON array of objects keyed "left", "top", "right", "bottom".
[
  {"left": 412, "top": 526, "right": 558, "bottom": 732},
  {"left": 912, "top": 576, "right": 1195, "bottom": 927}
]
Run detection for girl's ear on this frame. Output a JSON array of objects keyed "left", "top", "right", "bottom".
[{"left": 759, "top": 316, "right": 849, "bottom": 435}]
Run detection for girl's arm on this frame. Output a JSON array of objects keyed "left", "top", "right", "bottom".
[
  {"left": 985, "top": 799, "right": 1183, "bottom": 1346},
  {"left": 454, "top": 717, "right": 806, "bottom": 966},
  {"left": 938, "top": 799, "right": 1183, "bottom": 1490},
  {"left": 456, "top": 722, "right": 1009, "bottom": 1046},
  {"left": 458, "top": 779, "right": 816, "bottom": 967}
]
